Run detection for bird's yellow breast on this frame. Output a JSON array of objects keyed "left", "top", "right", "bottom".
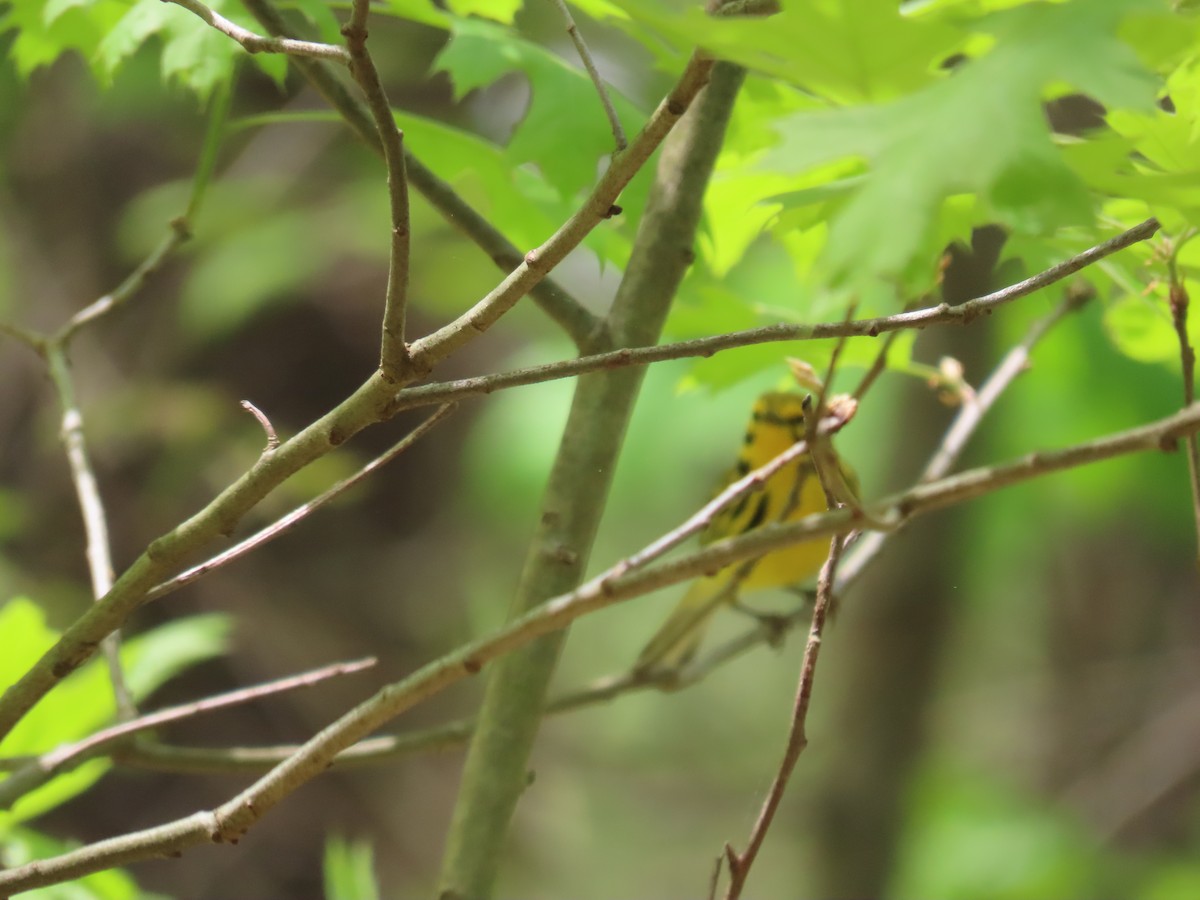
[{"left": 701, "top": 392, "right": 836, "bottom": 592}]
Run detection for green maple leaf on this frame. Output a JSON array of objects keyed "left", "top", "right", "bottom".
[
  {"left": 765, "top": 0, "right": 1161, "bottom": 292},
  {"left": 432, "top": 17, "right": 642, "bottom": 201}
]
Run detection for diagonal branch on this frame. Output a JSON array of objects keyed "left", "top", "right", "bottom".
[
  {"left": 55, "top": 222, "right": 190, "bottom": 345},
  {"left": 408, "top": 51, "right": 717, "bottom": 374},
  {"left": 145, "top": 403, "right": 457, "bottom": 603},
  {"left": 0, "top": 658, "right": 376, "bottom": 808},
  {"left": 388, "top": 216, "right": 1161, "bottom": 412},
  {"left": 238, "top": 0, "right": 600, "bottom": 347},
  {"left": 164, "top": 0, "right": 349, "bottom": 61},
  {"left": 4, "top": 400, "right": 1199, "bottom": 893},
  {"left": 548, "top": 0, "right": 627, "bottom": 150},
  {"left": 835, "top": 285, "right": 1094, "bottom": 591},
  {"left": 0, "top": 47, "right": 716, "bottom": 745},
  {"left": 0, "top": 82, "right": 232, "bottom": 727},
  {"left": 0, "top": 214, "right": 1159, "bottom": 742}
]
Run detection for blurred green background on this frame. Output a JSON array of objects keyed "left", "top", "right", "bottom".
[{"left": 2, "top": 2, "right": 1199, "bottom": 898}]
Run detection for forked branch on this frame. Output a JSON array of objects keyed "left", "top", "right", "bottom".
[{"left": 3, "top": 400, "right": 1198, "bottom": 893}]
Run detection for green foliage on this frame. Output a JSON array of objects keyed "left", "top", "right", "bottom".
[
  {"left": 893, "top": 766, "right": 1109, "bottom": 899},
  {"left": 3, "top": 1, "right": 1200, "bottom": 895},
  {"left": 0, "top": 827, "right": 164, "bottom": 899},
  {"left": 323, "top": 834, "right": 381, "bottom": 900},
  {"left": 894, "top": 764, "right": 1200, "bottom": 900},
  {"left": 0, "top": 0, "right": 286, "bottom": 98},
  {"left": 0, "top": 598, "right": 231, "bottom": 827},
  {"left": 9, "top": 0, "right": 1195, "bottom": 382},
  {"left": 432, "top": 17, "right": 643, "bottom": 200},
  {"left": 765, "top": 0, "right": 1158, "bottom": 295}
]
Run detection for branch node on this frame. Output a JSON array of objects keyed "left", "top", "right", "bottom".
[
  {"left": 240, "top": 400, "right": 279, "bottom": 451},
  {"left": 168, "top": 216, "right": 193, "bottom": 240}
]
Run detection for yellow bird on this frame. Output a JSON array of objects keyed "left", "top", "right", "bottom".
[{"left": 634, "top": 391, "right": 856, "bottom": 673}]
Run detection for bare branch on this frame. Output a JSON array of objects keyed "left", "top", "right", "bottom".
[
  {"left": 164, "top": 0, "right": 349, "bottom": 62},
  {"left": 0, "top": 659, "right": 376, "bottom": 808},
  {"left": 0, "top": 319, "right": 44, "bottom": 349},
  {"left": 342, "top": 0, "right": 413, "bottom": 380},
  {"left": 4, "top": 401, "right": 1198, "bottom": 893},
  {"left": 56, "top": 223, "right": 191, "bottom": 344},
  {"left": 723, "top": 535, "right": 846, "bottom": 900},
  {"left": 0, "top": 46, "right": 716, "bottom": 745},
  {"left": 547, "top": 0, "right": 627, "bottom": 150},
  {"left": 146, "top": 403, "right": 457, "bottom": 603},
  {"left": 1168, "top": 275, "right": 1200, "bottom": 563},
  {"left": 240, "top": 399, "right": 280, "bottom": 451},
  {"left": 835, "top": 285, "right": 1093, "bottom": 590},
  {"left": 238, "top": 0, "right": 600, "bottom": 347},
  {"left": 407, "top": 52, "right": 717, "bottom": 373},
  {"left": 43, "top": 344, "right": 134, "bottom": 719},
  {"left": 390, "top": 218, "right": 1161, "bottom": 413}
]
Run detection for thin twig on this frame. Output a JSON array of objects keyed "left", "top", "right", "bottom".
[
  {"left": 547, "top": 0, "right": 627, "bottom": 150},
  {"left": 5, "top": 402, "right": 1199, "bottom": 893},
  {"left": 923, "top": 287, "right": 1090, "bottom": 482},
  {"left": 0, "top": 658, "right": 376, "bottom": 808},
  {"left": 146, "top": 403, "right": 457, "bottom": 603},
  {"left": 164, "top": 0, "right": 349, "bottom": 61},
  {"left": 56, "top": 223, "right": 191, "bottom": 345},
  {"left": 57, "top": 75, "right": 227, "bottom": 344},
  {"left": 0, "top": 89, "right": 228, "bottom": 733},
  {"left": 389, "top": 217, "right": 1162, "bottom": 412},
  {"left": 1167, "top": 257, "right": 1200, "bottom": 563},
  {"left": 0, "top": 319, "right": 44, "bottom": 349},
  {"left": 342, "top": 0, "right": 412, "bottom": 380},
  {"left": 708, "top": 852, "right": 724, "bottom": 900},
  {"left": 609, "top": 406, "right": 852, "bottom": 581},
  {"left": 110, "top": 667, "right": 688, "bottom": 775},
  {"left": 804, "top": 309, "right": 857, "bottom": 510},
  {"left": 835, "top": 284, "right": 1094, "bottom": 589},
  {"left": 238, "top": 0, "right": 600, "bottom": 347},
  {"left": 43, "top": 345, "right": 134, "bottom": 720},
  {"left": 852, "top": 301, "right": 920, "bottom": 400},
  {"left": 721, "top": 361, "right": 851, "bottom": 896},
  {"left": 722, "top": 534, "right": 846, "bottom": 900},
  {"left": 240, "top": 400, "right": 280, "bottom": 451}
]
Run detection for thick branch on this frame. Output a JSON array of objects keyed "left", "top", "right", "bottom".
[
  {"left": 436, "top": 57, "right": 741, "bottom": 900},
  {"left": 0, "top": 372, "right": 397, "bottom": 742},
  {"left": 408, "top": 51, "right": 717, "bottom": 374}
]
